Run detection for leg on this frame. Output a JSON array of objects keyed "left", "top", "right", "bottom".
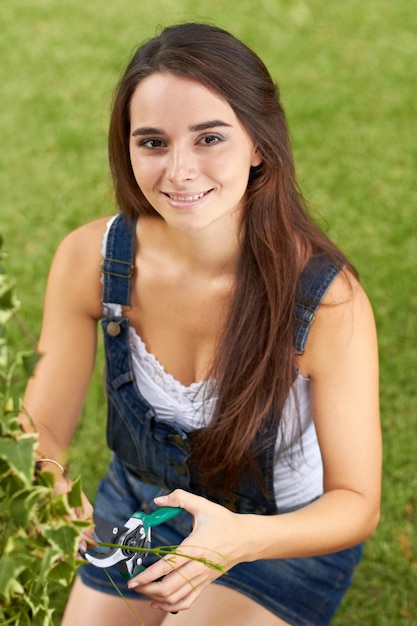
[
  {"left": 61, "top": 577, "right": 165, "bottom": 626},
  {"left": 160, "top": 583, "right": 290, "bottom": 626}
]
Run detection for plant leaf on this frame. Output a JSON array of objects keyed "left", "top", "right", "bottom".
[
  {"left": 9, "top": 485, "right": 51, "bottom": 528},
  {"left": 48, "top": 560, "right": 78, "bottom": 586},
  {"left": 0, "top": 434, "right": 37, "bottom": 488},
  {"left": 0, "top": 555, "right": 26, "bottom": 603},
  {"left": 0, "top": 281, "right": 16, "bottom": 310},
  {"left": 42, "top": 522, "right": 81, "bottom": 558},
  {"left": 20, "top": 351, "right": 42, "bottom": 377},
  {"left": 67, "top": 474, "right": 83, "bottom": 509}
]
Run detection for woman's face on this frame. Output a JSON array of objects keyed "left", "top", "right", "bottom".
[{"left": 128, "top": 72, "right": 262, "bottom": 235}]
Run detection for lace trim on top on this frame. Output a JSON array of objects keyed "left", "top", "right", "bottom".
[
  {"left": 128, "top": 326, "right": 217, "bottom": 430},
  {"left": 129, "top": 329, "right": 208, "bottom": 399}
]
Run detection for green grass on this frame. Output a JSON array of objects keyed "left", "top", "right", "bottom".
[{"left": 1, "top": 0, "right": 416, "bottom": 623}]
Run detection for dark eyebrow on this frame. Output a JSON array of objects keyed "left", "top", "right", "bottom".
[
  {"left": 131, "top": 127, "right": 164, "bottom": 137},
  {"left": 131, "top": 120, "right": 232, "bottom": 137},
  {"left": 189, "top": 120, "right": 232, "bottom": 132}
]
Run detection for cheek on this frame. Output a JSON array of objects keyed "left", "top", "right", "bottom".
[
  {"left": 130, "top": 156, "right": 156, "bottom": 190},
  {"left": 220, "top": 154, "right": 253, "bottom": 191}
]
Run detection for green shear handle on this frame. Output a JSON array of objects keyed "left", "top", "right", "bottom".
[{"left": 132, "top": 506, "right": 183, "bottom": 528}]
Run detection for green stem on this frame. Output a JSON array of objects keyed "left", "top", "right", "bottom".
[
  {"left": 90, "top": 541, "right": 226, "bottom": 572},
  {"left": 12, "top": 311, "right": 38, "bottom": 350},
  {"left": 104, "top": 570, "right": 146, "bottom": 625}
]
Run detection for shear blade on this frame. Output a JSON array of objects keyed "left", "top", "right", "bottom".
[{"left": 93, "top": 513, "right": 123, "bottom": 544}]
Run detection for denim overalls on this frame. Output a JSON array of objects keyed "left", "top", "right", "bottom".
[
  {"left": 100, "top": 213, "right": 340, "bottom": 514},
  {"left": 79, "top": 213, "right": 363, "bottom": 625}
]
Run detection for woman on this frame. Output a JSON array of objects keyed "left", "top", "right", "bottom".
[{"left": 23, "top": 23, "right": 381, "bottom": 626}]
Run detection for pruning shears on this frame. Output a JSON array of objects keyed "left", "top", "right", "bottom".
[{"left": 81, "top": 507, "right": 183, "bottom": 579}]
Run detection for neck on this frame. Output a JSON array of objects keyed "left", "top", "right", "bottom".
[{"left": 141, "top": 214, "right": 242, "bottom": 278}]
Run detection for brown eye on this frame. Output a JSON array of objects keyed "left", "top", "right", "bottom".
[
  {"left": 198, "top": 134, "right": 223, "bottom": 146},
  {"left": 140, "top": 138, "right": 166, "bottom": 149}
]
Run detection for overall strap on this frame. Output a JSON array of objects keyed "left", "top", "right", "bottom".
[
  {"left": 101, "top": 213, "right": 137, "bottom": 306},
  {"left": 294, "top": 255, "right": 342, "bottom": 355}
]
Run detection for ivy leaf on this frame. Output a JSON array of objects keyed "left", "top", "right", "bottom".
[
  {"left": 0, "top": 238, "right": 84, "bottom": 624},
  {"left": 42, "top": 522, "right": 81, "bottom": 558},
  {"left": 0, "top": 555, "right": 26, "bottom": 603},
  {"left": 0, "top": 280, "right": 16, "bottom": 310},
  {"left": 36, "top": 546, "right": 64, "bottom": 578},
  {"left": 20, "top": 351, "right": 42, "bottom": 377},
  {"left": 49, "top": 560, "right": 78, "bottom": 586},
  {"left": 32, "top": 607, "right": 55, "bottom": 626},
  {"left": 0, "top": 411, "right": 22, "bottom": 436},
  {"left": 51, "top": 492, "right": 72, "bottom": 517},
  {"left": 9, "top": 485, "right": 51, "bottom": 528},
  {"left": 67, "top": 474, "right": 83, "bottom": 509},
  {"left": 1, "top": 396, "right": 15, "bottom": 413},
  {"left": 35, "top": 466, "right": 55, "bottom": 489},
  {"left": 0, "top": 434, "right": 37, "bottom": 488}
]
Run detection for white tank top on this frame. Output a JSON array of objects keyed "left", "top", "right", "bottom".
[{"left": 102, "top": 217, "right": 323, "bottom": 512}]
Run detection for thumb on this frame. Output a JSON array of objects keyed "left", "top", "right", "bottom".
[{"left": 154, "top": 488, "right": 204, "bottom": 516}]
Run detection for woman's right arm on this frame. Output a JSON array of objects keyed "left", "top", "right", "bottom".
[{"left": 20, "top": 218, "right": 110, "bottom": 492}]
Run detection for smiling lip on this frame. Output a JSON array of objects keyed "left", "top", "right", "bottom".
[{"left": 163, "top": 190, "right": 212, "bottom": 204}]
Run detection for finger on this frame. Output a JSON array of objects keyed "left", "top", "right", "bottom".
[
  {"left": 78, "top": 539, "right": 88, "bottom": 557},
  {"left": 129, "top": 545, "right": 213, "bottom": 588},
  {"left": 150, "top": 576, "right": 208, "bottom": 613},
  {"left": 130, "top": 537, "right": 228, "bottom": 590},
  {"left": 128, "top": 552, "right": 186, "bottom": 588},
  {"left": 131, "top": 559, "right": 214, "bottom": 605}
]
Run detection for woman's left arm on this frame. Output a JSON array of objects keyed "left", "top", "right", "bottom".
[
  {"left": 251, "top": 270, "right": 382, "bottom": 558},
  {"left": 128, "top": 272, "right": 381, "bottom": 610}
]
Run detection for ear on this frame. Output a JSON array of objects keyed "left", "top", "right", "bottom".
[{"left": 250, "top": 148, "right": 263, "bottom": 167}]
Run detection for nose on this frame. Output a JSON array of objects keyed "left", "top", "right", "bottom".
[{"left": 166, "top": 145, "right": 197, "bottom": 183}]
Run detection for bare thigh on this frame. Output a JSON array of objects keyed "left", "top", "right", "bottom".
[
  {"left": 61, "top": 577, "right": 165, "bottom": 626},
  {"left": 160, "top": 584, "right": 290, "bottom": 626},
  {"left": 61, "top": 577, "right": 290, "bottom": 626}
]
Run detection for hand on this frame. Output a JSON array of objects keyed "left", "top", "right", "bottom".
[
  {"left": 54, "top": 479, "right": 94, "bottom": 554},
  {"left": 72, "top": 491, "right": 95, "bottom": 555},
  {"left": 127, "top": 489, "right": 255, "bottom": 613},
  {"left": 36, "top": 463, "right": 94, "bottom": 552}
]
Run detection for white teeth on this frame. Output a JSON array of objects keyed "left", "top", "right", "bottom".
[{"left": 167, "top": 191, "right": 206, "bottom": 201}]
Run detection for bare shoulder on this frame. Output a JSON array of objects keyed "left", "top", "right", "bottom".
[
  {"left": 312, "top": 267, "right": 376, "bottom": 329},
  {"left": 50, "top": 216, "right": 113, "bottom": 279},
  {"left": 55, "top": 216, "right": 112, "bottom": 260},
  {"left": 298, "top": 269, "right": 378, "bottom": 378},
  {"left": 45, "top": 216, "right": 114, "bottom": 320},
  {"left": 321, "top": 268, "right": 375, "bottom": 327}
]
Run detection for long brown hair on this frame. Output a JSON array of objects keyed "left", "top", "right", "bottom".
[{"left": 108, "top": 23, "right": 354, "bottom": 489}]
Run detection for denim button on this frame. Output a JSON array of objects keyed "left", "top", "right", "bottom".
[
  {"left": 174, "top": 464, "right": 188, "bottom": 476},
  {"left": 171, "top": 434, "right": 186, "bottom": 447},
  {"left": 107, "top": 321, "right": 121, "bottom": 336}
]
